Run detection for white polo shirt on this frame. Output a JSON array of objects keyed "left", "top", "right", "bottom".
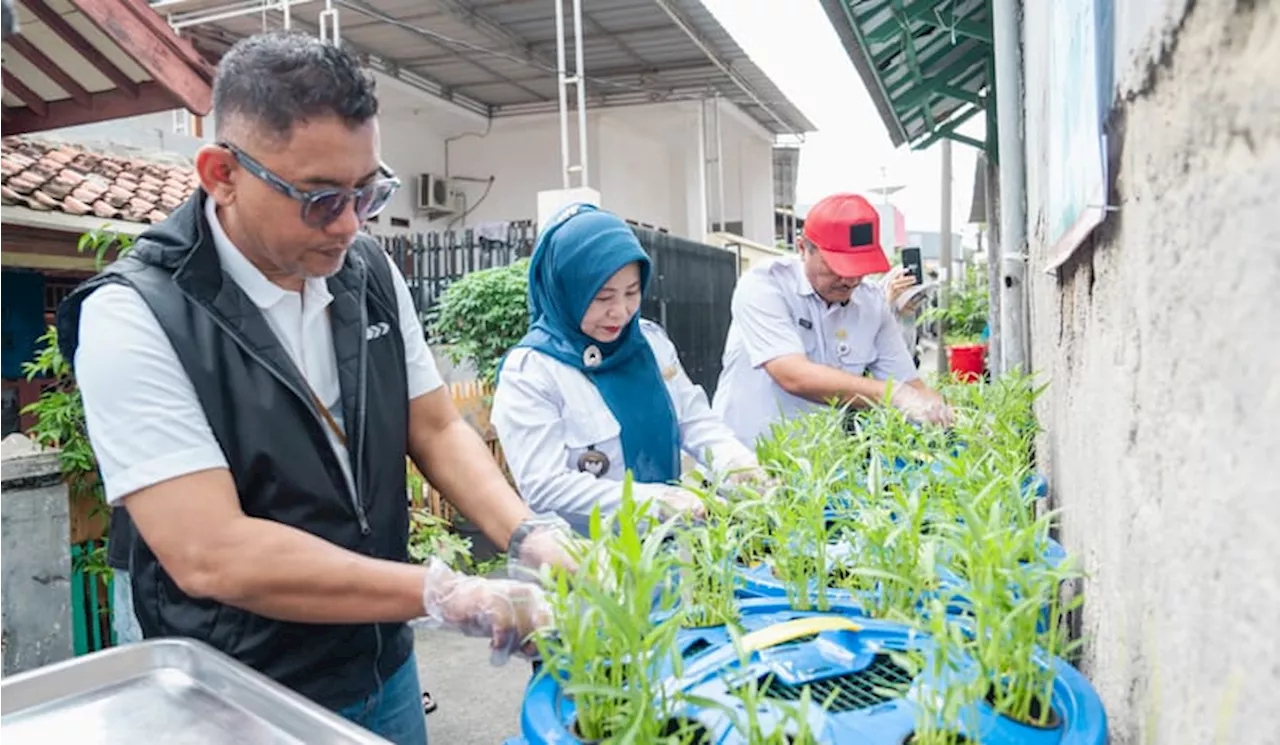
[
  {"left": 75, "top": 197, "right": 443, "bottom": 505},
  {"left": 710, "top": 255, "right": 919, "bottom": 447}
]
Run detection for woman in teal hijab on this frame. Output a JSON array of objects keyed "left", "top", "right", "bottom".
[{"left": 491, "top": 204, "right": 764, "bottom": 535}]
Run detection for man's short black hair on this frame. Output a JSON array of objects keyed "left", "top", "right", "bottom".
[{"left": 212, "top": 31, "right": 378, "bottom": 142}]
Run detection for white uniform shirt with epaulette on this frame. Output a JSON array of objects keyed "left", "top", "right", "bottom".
[
  {"left": 491, "top": 319, "right": 755, "bottom": 536},
  {"left": 711, "top": 255, "right": 919, "bottom": 447}
]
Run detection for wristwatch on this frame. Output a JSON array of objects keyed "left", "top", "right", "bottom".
[
  {"left": 506, "top": 517, "right": 541, "bottom": 556},
  {"left": 506, "top": 514, "right": 571, "bottom": 558}
]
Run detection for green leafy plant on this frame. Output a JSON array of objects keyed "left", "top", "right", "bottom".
[
  {"left": 922, "top": 265, "right": 989, "bottom": 346},
  {"left": 671, "top": 511, "right": 745, "bottom": 630},
  {"left": 944, "top": 496, "right": 1084, "bottom": 727},
  {"left": 77, "top": 227, "right": 135, "bottom": 268},
  {"left": 429, "top": 258, "right": 530, "bottom": 386},
  {"left": 712, "top": 626, "right": 832, "bottom": 744},
  {"left": 19, "top": 229, "right": 136, "bottom": 580},
  {"left": 523, "top": 371, "right": 1085, "bottom": 740},
  {"left": 895, "top": 597, "right": 981, "bottom": 745},
  {"left": 531, "top": 478, "right": 692, "bottom": 742},
  {"left": 407, "top": 508, "right": 508, "bottom": 575},
  {"left": 407, "top": 509, "right": 473, "bottom": 568}
]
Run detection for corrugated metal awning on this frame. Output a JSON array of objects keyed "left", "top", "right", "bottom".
[
  {"left": 166, "top": 0, "right": 814, "bottom": 136},
  {"left": 817, "top": 0, "right": 993, "bottom": 152}
]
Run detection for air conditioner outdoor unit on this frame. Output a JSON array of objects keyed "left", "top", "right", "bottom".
[{"left": 416, "top": 173, "right": 455, "bottom": 217}]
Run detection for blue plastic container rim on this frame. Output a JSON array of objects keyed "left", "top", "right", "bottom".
[{"left": 519, "top": 598, "right": 1107, "bottom": 745}]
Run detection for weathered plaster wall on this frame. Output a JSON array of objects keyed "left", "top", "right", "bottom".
[
  {"left": 1, "top": 436, "right": 73, "bottom": 675},
  {"left": 1024, "top": 1, "right": 1280, "bottom": 743}
]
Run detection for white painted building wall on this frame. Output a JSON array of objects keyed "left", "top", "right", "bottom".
[
  {"left": 373, "top": 81, "right": 778, "bottom": 244},
  {"left": 32, "top": 72, "right": 779, "bottom": 245}
]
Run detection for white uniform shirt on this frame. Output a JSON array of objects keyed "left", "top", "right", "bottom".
[
  {"left": 711, "top": 255, "right": 919, "bottom": 447},
  {"left": 491, "top": 319, "right": 756, "bottom": 535},
  {"left": 75, "top": 197, "right": 443, "bottom": 506}
]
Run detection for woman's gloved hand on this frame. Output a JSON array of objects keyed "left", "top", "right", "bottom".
[
  {"left": 888, "top": 384, "right": 954, "bottom": 427},
  {"left": 419, "top": 558, "right": 552, "bottom": 666},
  {"left": 723, "top": 465, "right": 780, "bottom": 491},
  {"left": 653, "top": 486, "right": 709, "bottom": 523}
]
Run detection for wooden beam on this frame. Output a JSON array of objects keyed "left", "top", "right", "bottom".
[
  {"left": 2, "top": 81, "right": 177, "bottom": 135},
  {"left": 19, "top": 0, "right": 139, "bottom": 97},
  {"left": 1, "top": 252, "right": 100, "bottom": 272},
  {"left": 69, "top": 0, "right": 213, "bottom": 115},
  {"left": 119, "top": 0, "right": 216, "bottom": 83},
  {"left": 1, "top": 70, "right": 48, "bottom": 117},
  {"left": 6, "top": 34, "right": 93, "bottom": 108}
]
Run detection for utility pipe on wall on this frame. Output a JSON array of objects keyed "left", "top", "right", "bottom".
[
  {"left": 554, "top": 0, "right": 571, "bottom": 189},
  {"left": 983, "top": 155, "right": 1003, "bottom": 374},
  {"left": 715, "top": 95, "right": 726, "bottom": 234},
  {"left": 992, "top": 0, "right": 1029, "bottom": 372},
  {"left": 553, "top": 0, "right": 590, "bottom": 189},
  {"left": 572, "top": 0, "right": 588, "bottom": 187},
  {"left": 937, "top": 138, "right": 953, "bottom": 376}
]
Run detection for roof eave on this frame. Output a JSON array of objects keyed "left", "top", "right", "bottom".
[{"left": 816, "top": 0, "right": 909, "bottom": 147}]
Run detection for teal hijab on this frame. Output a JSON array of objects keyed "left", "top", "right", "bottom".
[{"left": 504, "top": 204, "right": 680, "bottom": 484}]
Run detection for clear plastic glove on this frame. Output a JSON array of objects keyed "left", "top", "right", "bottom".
[
  {"left": 506, "top": 513, "right": 581, "bottom": 582},
  {"left": 419, "top": 558, "right": 552, "bottom": 666},
  {"left": 889, "top": 384, "right": 954, "bottom": 427},
  {"left": 724, "top": 465, "right": 780, "bottom": 491},
  {"left": 653, "top": 486, "right": 708, "bottom": 523}
]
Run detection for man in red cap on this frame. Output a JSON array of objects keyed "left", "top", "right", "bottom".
[{"left": 712, "top": 193, "right": 952, "bottom": 446}]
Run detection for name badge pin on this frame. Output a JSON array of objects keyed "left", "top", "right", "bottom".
[{"left": 577, "top": 447, "right": 610, "bottom": 477}]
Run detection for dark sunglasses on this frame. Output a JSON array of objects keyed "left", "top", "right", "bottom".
[{"left": 218, "top": 142, "right": 401, "bottom": 229}]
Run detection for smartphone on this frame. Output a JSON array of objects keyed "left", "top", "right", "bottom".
[{"left": 901, "top": 246, "right": 923, "bottom": 285}]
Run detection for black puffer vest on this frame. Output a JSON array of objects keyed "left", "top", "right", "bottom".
[{"left": 57, "top": 191, "right": 412, "bottom": 710}]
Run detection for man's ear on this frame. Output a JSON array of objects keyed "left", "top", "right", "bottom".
[{"left": 195, "top": 145, "right": 238, "bottom": 206}]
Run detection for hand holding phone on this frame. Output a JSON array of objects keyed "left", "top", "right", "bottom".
[
  {"left": 884, "top": 266, "right": 916, "bottom": 306},
  {"left": 901, "top": 247, "right": 923, "bottom": 286}
]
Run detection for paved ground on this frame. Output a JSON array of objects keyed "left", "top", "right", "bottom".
[{"left": 413, "top": 628, "right": 530, "bottom": 744}]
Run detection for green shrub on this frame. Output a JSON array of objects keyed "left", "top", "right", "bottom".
[{"left": 429, "top": 259, "right": 530, "bottom": 386}]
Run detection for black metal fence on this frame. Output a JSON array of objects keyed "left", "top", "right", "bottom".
[
  {"left": 634, "top": 228, "right": 738, "bottom": 398},
  {"left": 374, "top": 221, "right": 535, "bottom": 318}
]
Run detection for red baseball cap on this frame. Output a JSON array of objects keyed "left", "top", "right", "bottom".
[{"left": 801, "top": 193, "right": 889, "bottom": 278}]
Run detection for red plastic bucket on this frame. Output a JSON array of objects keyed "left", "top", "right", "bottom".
[{"left": 947, "top": 343, "right": 986, "bottom": 383}]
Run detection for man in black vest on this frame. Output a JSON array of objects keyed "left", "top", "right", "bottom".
[{"left": 57, "top": 31, "right": 570, "bottom": 745}]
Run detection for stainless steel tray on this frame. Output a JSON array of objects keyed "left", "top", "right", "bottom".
[{"left": 1, "top": 638, "right": 392, "bottom": 745}]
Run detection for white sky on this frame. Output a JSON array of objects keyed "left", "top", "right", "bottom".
[{"left": 702, "top": 0, "right": 984, "bottom": 234}]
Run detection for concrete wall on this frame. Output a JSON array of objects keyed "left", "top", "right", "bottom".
[
  {"left": 1022, "top": 1, "right": 1279, "bottom": 743},
  {"left": 596, "top": 112, "right": 678, "bottom": 232},
  {"left": 1, "top": 435, "right": 73, "bottom": 675}
]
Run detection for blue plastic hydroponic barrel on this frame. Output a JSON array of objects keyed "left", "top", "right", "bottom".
[
  {"left": 518, "top": 597, "right": 864, "bottom": 744},
  {"left": 1023, "top": 471, "right": 1049, "bottom": 499},
  {"left": 518, "top": 597, "right": 1106, "bottom": 744}
]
